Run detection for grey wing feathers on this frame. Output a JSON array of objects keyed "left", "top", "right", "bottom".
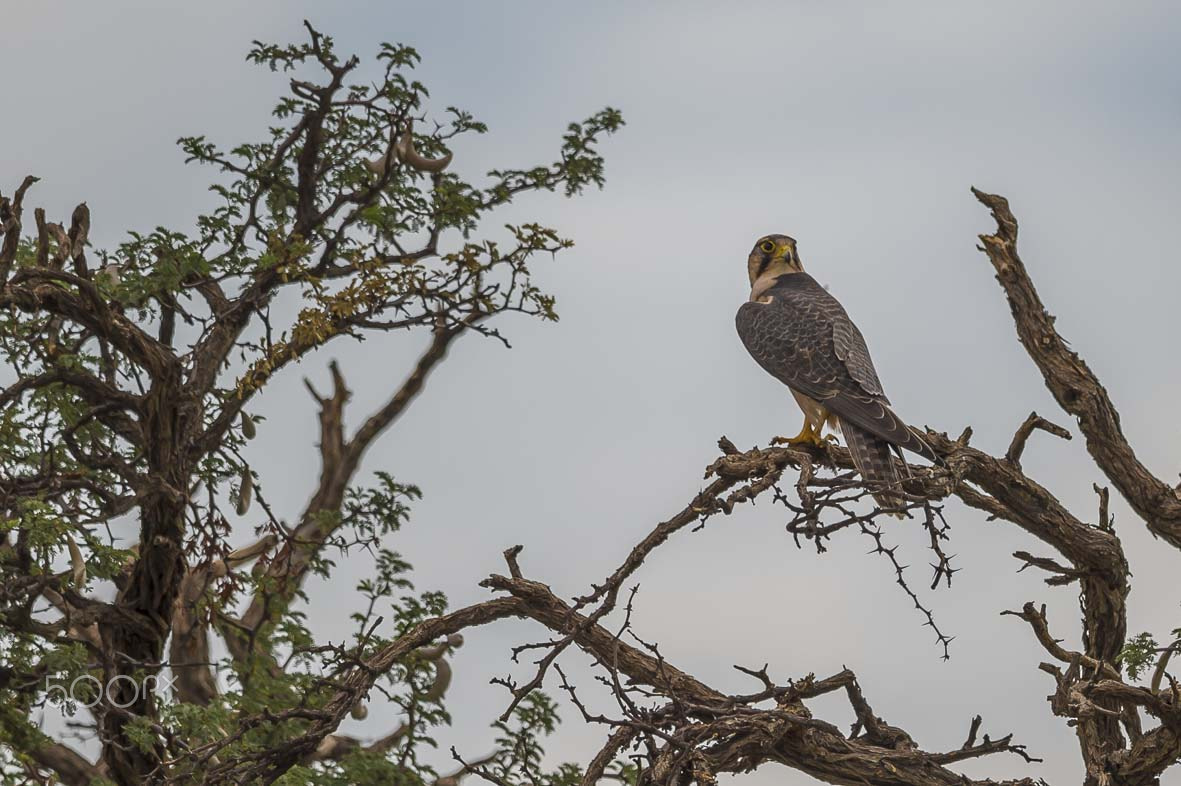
[
  {"left": 833, "top": 319, "right": 884, "bottom": 398},
  {"left": 735, "top": 274, "right": 937, "bottom": 463}
]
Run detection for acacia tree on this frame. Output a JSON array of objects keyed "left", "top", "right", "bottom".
[
  {"left": 0, "top": 24, "right": 622, "bottom": 785},
  {"left": 0, "top": 22, "right": 1178, "bottom": 786}
]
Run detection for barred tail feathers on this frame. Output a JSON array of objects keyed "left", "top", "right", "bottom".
[{"left": 839, "top": 416, "right": 907, "bottom": 517}]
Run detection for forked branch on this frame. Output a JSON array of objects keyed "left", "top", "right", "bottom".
[{"left": 973, "top": 187, "right": 1181, "bottom": 548}]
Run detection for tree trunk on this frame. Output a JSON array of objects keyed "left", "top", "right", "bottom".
[{"left": 99, "top": 375, "right": 191, "bottom": 783}]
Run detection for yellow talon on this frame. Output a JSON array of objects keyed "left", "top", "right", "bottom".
[
  {"left": 771, "top": 421, "right": 812, "bottom": 446},
  {"left": 772, "top": 421, "right": 832, "bottom": 448}
]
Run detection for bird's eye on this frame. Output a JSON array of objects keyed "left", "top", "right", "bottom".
[{"left": 759, "top": 240, "right": 776, "bottom": 254}]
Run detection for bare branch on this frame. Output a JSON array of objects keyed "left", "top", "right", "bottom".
[
  {"left": 973, "top": 187, "right": 1181, "bottom": 548},
  {"left": 235, "top": 323, "right": 466, "bottom": 642},
  {"left": 1001, "top": 602, "right": 1120, "bottom": 680},
  {"left": 1006, "top": 411, "right": 1071, "bottom": 468}
]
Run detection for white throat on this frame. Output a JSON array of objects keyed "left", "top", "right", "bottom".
[{"left": 749, "top": 274, "right": 777, "bottom": 302}]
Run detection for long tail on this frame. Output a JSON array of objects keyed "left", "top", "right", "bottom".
[{"left": 838, "top": 416, "right": 907, "bottom": 516}]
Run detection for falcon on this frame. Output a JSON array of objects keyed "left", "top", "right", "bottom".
[{"left": 735, "top": 234, "right": 936, "bottom": 512}]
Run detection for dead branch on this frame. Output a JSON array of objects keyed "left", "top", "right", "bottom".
[
  {"left": 1006, "top": 411, "right": 1071, "bottom": 468},
  {"left": 973, "top": 187, "right": 1181, "bottom": 548},
  {"left": 233, "top": 324, "right": 467, "bottom": 649}
]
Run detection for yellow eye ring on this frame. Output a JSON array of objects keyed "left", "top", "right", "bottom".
[{"left": 759, "top": 240, "right": 776, "bottom": 254}]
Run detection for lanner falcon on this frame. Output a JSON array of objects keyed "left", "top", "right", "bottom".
[{"left": 736, "top": 234, "right": 936, "bottom": 512}]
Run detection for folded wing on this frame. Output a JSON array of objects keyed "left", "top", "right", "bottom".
[{"left": 735, "top": 275, "right": 936, "bottom": 462}]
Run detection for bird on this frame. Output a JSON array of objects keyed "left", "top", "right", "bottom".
[{"left": 735, "top": 234, "right": 936, "bottom": 513}]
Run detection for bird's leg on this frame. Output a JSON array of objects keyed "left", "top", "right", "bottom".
[
  {"left": 772, "top": 419, "right": 828, "bottom": 447},
  {"left": 812, "top": 409, "right": 841, "bottom": 445}
]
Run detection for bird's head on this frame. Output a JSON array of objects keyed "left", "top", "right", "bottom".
[{"left": 747, "top": 234, "right": 802, "bottom": 287}]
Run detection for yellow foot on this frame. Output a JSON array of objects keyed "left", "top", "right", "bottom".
[{"left": 771, "top": 427, "right": 836, "bottom": 448}]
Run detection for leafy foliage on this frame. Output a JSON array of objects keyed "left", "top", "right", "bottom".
[
  {"left": 1120, "top": 624, "right": 1181, "bottom": 681},
  {"left": 0, "top": 21, "right": 622, "bottom": 784}
]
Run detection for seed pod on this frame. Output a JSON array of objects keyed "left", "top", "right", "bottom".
[
  {"left": 240, "top": 411, "right": 256, "bottom": 440},
  {"left": 97, "top": 263, "right": 121, "bottom": 287},
  {"left": 226, "top": 533, "right": 278, "bottom": 568},
  {"left": 236, "top": 470, "right": 253, "bottom": 516},
  {"left": 423, "top": 658, "right": 452, "bottom": 703},
  {"left": 364, "top": 151, "right": 395, "bottom": 177},
  {"left": 66, "top": 536, "right": 86, "bottom": 588},
  {"left": 395, "top": 120, "right": 452, "bottom": 173}
]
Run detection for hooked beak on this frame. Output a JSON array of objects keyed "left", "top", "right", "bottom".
[{"left": 773, "top": 242, "right": 793, "bottom": 261}]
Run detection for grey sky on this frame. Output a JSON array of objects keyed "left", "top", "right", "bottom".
[{"left": 4, "top": 2, "right": 1180, "bottom": 783}]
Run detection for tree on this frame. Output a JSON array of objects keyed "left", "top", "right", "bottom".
[{"left": 0, "top": 22, "right": 1177, "bottom": 786}]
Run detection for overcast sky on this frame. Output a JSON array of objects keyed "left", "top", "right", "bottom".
[{"left": 5, "top": 2, "right": 1181, "bottom": 784}]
